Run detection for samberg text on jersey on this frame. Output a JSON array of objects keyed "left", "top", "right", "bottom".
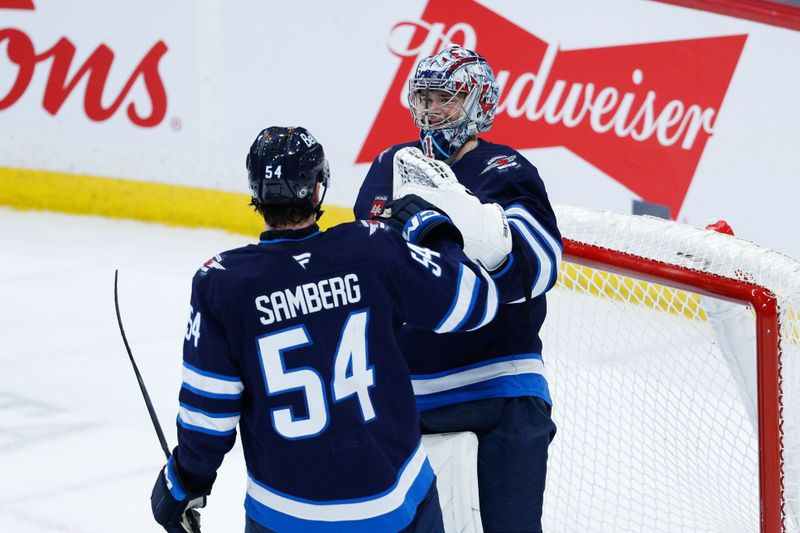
[{"left": 255, "top": 274, "right": 361, "bottom": 325}]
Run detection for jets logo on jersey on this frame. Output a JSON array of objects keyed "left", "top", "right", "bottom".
[
  {"left": 360, "top": 219, "right": 386, "bottom": 236},
  {"left": 293, "top": 252, "right": 311, "bottom": 269},
  {"left": 369, "top": 196, "right": 388, "bottom": 219},
  {"left": 199, "top": 254, "right": 225, "bottom": 274},
  {"left": 480, "top": 155, "right": 519, "bottom": 175}
]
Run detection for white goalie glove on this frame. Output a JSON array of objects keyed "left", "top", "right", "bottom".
[{"left": 393, "top": 147, "right": 512, "bottom": 271}]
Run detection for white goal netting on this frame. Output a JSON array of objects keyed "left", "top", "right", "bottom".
[{"left": 541, "top": 206, "right": 800, "bottom": 533}]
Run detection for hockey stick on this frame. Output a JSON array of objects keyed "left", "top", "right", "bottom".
[{"left": 114, "top": 270, "right": 202, "bottom": 533}]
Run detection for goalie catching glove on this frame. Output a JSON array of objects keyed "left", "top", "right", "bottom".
[
  {"left": 381, "top": 194, "right": 464, "bottom": 249},
  {"left": 393, "top": 147, "right": 512, "bottom": 271}
]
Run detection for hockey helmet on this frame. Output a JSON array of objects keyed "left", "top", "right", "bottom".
[
  {"left": 408, "top": 45, "right": 499, "bottom": 160},
  {"left": 246, "top": 126, "right": 330, "bottom": 207}
]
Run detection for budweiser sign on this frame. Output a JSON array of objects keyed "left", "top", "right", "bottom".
[
  {"left": 0, "top": 0, "right": 168, "bottom": 127},
  {"left": 359, "top": 0, "right": 746, "bottom": 218}
]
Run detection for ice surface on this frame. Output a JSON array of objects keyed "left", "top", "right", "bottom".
[{"left": 0, "top": 208, "right": 253, "bottom": 532}]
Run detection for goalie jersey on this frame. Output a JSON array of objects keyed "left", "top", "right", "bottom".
[
  {"left": 172, "top": 221, "right": 500, "bottom": 532},
  {"left": 354, "top": 140, "right": 562, "bottom": 412}
]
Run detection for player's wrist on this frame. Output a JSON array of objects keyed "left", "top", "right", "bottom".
[{"left": 171, "top": 449, "right": 216, "bottom": 495}]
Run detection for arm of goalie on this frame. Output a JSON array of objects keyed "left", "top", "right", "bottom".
[{"left": 393, "top": 148, "right": 511, "bottom": 271}]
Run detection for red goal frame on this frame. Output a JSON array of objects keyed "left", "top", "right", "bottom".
[{"left": 564, "top": 238, "right": 785, "bottom": 532}]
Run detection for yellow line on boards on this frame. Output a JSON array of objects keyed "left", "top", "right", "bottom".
[
  {"left": 0, "top": 167, "right": 355, "bottom": 235},
  {"left": 2, "top": 166, "right": 740, "bottom": 327}
]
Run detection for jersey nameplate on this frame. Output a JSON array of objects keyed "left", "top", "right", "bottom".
[{"left": 255, "top": 274, "right": 361, "bottom": 326}]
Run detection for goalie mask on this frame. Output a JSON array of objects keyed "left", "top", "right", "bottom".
[
  {"left": 246, "top": 126, "right": 330, "bottom": 210},
  {"left": 408, "top": 46, "right": 499, "bottom": 160}
]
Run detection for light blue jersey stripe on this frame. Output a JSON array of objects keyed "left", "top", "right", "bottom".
[
  {"left": 415, "top": 374, "right": 551, "bottom": 412},
  {"left": 164, "top": 456, "right": 186, "bottom": 501},
  {"left": 244, "top": 441, "right": 434, "bottom": 532},
  {"left": 411, "top": 354, "right": 545, "bottom": 395},
  {"left": 260, "top": 231, "right": 322, "bottom": 244},
  {"left": 468, "top": 265, "right": 498, "bottom": 331}
]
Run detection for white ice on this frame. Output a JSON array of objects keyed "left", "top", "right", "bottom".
[
  {"left": 0, "top": 208, "right": 254, "bottom": 532},
  {"left": 0, "top": 207, "right": 772, "bottom": 533}
]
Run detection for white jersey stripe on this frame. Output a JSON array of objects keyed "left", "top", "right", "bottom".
[
  {"left": 411, "top": 358, "right": 546, "bottom": 396},
  {"left": 508, "top": 218, "right": 553, "bottom": 298},
  {"left": 435, "top": 265, "right": 478, "bottom": 334},
  {"left": 182, "top": 363, "right": 244, "bottom": 397},
  {"left": 505, "top": 205, "right": 563, "bottom": 266},
  {"left": 246, "top": 441, "right": 429, "bottom": 521},
  {"left": 178, "top": 405, "right": 240, "bottom": 433}
]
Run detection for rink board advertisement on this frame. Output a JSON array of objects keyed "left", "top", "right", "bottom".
[{"left": 1, "top": 0, "right": 798, "bottom": 256}]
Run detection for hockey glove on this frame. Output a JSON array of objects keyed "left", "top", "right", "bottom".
[
  {"left": 381, "top": 194, "right": 464, "bottom": 249},
  {"left": 151, "top": 456, "right": 209, "bottom": 533}
]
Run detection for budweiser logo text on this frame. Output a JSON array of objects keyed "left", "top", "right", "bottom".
[
  {"left": 0, "top": 2, "right": 168, "bottom": 127},
  {"left": 360, "top": 0, "right": 746, "bottom": 217},
  {"left": 494, "top": 45, "right": 714, "bottom": 151}
]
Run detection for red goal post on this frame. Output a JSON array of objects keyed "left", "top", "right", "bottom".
[{"left": 542, "top": 206, "right": 798, "bottom": 532}]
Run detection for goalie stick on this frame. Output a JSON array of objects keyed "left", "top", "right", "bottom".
[{"left": 114, "top": 270, "right": 202, "bottom": 533}]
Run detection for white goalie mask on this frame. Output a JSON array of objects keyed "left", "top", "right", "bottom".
[{"left": 408, "top": 46, "right": 499, "bottom": 160}]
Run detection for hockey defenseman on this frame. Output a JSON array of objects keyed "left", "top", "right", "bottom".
[
  {"left": 150, "top": 126, "right": 514, "bottom": 532},
  {"left": 354, "top": 46, "right": 562, "bottom": 533}
]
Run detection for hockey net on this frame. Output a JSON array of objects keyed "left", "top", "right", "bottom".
[{"left": 541, "top": 206, "right": 800, "bottom": 533}]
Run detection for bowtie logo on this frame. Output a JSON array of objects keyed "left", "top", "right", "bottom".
[{"left": 358, "top": 0, "right": 746, "bottom": 219}]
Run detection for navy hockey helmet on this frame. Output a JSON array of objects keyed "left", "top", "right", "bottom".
[{"left": 246, "top": 126, "right": 330, "bottom": 208}]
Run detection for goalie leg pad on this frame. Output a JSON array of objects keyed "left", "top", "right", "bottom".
[{"left": 422, "top": 432, "right": 483, "bottom": 533}]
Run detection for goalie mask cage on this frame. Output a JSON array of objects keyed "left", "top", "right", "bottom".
[{"left": 541, "top": 206, "right": 799, "bottom": 533}]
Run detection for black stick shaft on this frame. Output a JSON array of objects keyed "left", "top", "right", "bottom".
[
  {"left": 114, "top": 271, "right": 202, "bottom": 533},
  {"left": 114, "top": 270, "right": 171, "bottom": 459}
]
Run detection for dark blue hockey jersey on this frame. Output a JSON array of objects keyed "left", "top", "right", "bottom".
[
  {"left": 170, "top": 221, "right": 501, "bottom": 532},
  {"left": 354, "top": 140, "right": 562, "bottom": 412}
]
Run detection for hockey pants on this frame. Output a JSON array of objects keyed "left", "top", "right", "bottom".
[{"left": 419, "top": 396, "right": 556, "bottom": 533}]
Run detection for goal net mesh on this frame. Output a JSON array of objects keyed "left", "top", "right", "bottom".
[{"left": 541, "top": 206, "right": 800, "bottom": 532}]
